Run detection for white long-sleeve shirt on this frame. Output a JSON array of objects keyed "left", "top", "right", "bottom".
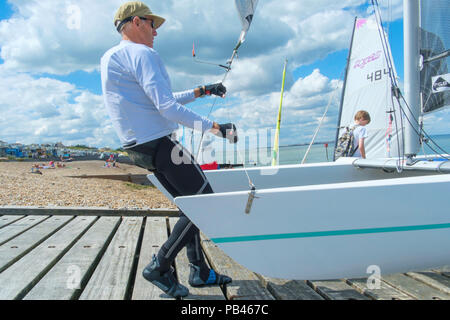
[
  {"left": 352, "top": 125, "right": 368, "bottom": 158},
  {"left": 100, "top": 40, "right": 213, "bottom": 146}
]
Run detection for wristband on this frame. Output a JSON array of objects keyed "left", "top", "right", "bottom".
[{"left": 197, "top": 86, "right": 206, "bottom": 98}]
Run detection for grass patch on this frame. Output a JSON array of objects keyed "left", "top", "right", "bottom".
[{"left": 124, "top": 182, "right": 154, "bottom": 190}]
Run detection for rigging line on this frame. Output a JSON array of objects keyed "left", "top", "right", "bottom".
[
  {"left": 420, "top": 133, "right": 429, "bottom": 158},
  {"left": 400, "top": 93, "right": 450, "bottom": 157},
  {"left": 302, "top": 67, "right": 345, "bottom": 164},
  {"left": 193, "top": 57, "right": 231, "bottom": 70},
  {"left": 393, "top": 91, "right": 436, "bottom": 154},
  {"left": 196, "top": 43, "right": 241, "bottom": 160},
  {"left": 373, "top": 0, "right": 449, "bottom": 159},
  {"left": 194, "top": 47, "right": 236, "bottom": 159},
  {"left": 333, "top": 16, "right": 358, "bottom": 161},
  {"left": 385, "top": 66, "right": 450, "bottom": 157},
  {"left": 222, "top": 50, "right": 256, "bottom": 189},
  {"left": 397, "top": 93, "right": 450, "bottom": 159},
  {"left": 372, "top": 1, "right": 449, "bottom": 162},
  {"left": 194, "top": 44, "right": 255, "bottom": 189},
  {"left": 385, "top": 76, "right": 406, "bottom": 170},
  {"left": 220, "top": 53, "right": 257, "bottom": 188},
  {"left": 372, "top": 0, "right": 406, "bottom": 169},
  {"left": 392, "top": 84, "right": 450, "bottom": 159},
  {"left": 372, "top": 0, "right": 399, "bottom": 89},
  {"left": 390, "top": 91, "right": 406, "bottom": 171},
  {"left": 388, "top": 0, "right": 392, "bottom": 40},
  {"left": 194, "top": 61, "right": 231, "bottom": 160}
]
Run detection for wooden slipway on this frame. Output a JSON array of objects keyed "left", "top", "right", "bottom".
[{"left": 0, "top": 208, "right": 449, "bottom": 300}]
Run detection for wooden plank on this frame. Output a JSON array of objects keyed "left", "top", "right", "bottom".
[
  {"left": 257, "top": 275, "right": 324, "bottom": 300},
  {"left": 346, "top": 278, "right": 415, "bottom": 300},
  {"left": 382, "top": 274, "right": 450, "bottom": 300},
  {"left": 0, "top": 215, "right": 25, "bottom": 228},
  {"left": 432, "top": 266, "right": 450, "bottom": 278},
  {"left": 200, "top": 233, "right": 274, "bottom": 300},
  {"left": 168, "top": 218, "right": 225, "bottom": 300},
  {"left": 0, "top": 216, "right": 49, "bottom": 246},
  {"left": 0, "top": 216, "right": 73, "bottom": 273},
  {"left": 79, "top": 217, "right": 143, "bottom": 300},
  {"left": 0, "top": 216, "right": 96, "bottom": 300},
  {"left": 406, "top": 271, "right": 450, "bottom": 295},
  {"left": 23, "top": 217, "right": 121, "bottom": 300},
  {"left": 0, "top": 206, "right": 180, "bottom": 217},
  {"left": 307, "top": 280, "right": 370, "bottom": 300},
  {"left": 131, "top": 217, "right": 174, "bottom": 300}
]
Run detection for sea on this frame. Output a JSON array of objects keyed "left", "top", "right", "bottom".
[{"left": 212, "top": 134, "right": 450, "bottom": 166}]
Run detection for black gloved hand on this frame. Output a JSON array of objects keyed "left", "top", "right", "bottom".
[
  {"left": 205, "top": 83, "right": 227, "bottom": 97},
  {"left": 218, "top": 123, "right": 238, "bottom": 143}
]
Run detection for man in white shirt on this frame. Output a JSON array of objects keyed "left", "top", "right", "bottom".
[{"left": 101, "top": 1, "right": 235, "bottom": 298}]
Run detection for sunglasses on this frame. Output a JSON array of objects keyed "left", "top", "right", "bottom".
[
  {"left": 116, "top": 16, "right": 154, "bottom": 32},
  {"left": 138, "top": 17, "right": 155, "bottom": 29}
]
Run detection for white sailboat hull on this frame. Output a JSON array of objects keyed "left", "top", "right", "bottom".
[
  {"left": 147, "top": 158, "right": 438, "bottom": 202},
  {"left": 171, "top": 174, "right": 450, "bottom": 279}
]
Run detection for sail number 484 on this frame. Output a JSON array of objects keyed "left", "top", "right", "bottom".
[{"left": 367, "top": 69, "right": 390, "bottom": 82}]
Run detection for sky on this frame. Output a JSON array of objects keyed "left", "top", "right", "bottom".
[{"left": 0, "top": 0, "right": 448, "bottom": 150}]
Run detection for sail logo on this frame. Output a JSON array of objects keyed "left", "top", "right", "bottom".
[
  {"left": 353, "top": 51, "right": 382, "bottom": 69},
  {"left": 432, "top": 73, "right": 450, "bottom": 93},
  {"left": 356, "top": 19, "right": 367, "bottom": 29}
]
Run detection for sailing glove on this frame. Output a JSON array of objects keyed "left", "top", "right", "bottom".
[
  {"left": 218, "top": 123, "right": 238, "bottom": 144},
  {"left": 199, "top": 83, "right": 227, "bottom": 97}
]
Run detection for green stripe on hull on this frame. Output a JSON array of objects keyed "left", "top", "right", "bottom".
[{"left": 210, "top": 223, "right": 450, "bottom": 244}]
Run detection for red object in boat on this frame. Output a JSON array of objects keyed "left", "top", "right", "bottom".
[{"left": 200, "top": 161, "right": 219, "bottom": 170}]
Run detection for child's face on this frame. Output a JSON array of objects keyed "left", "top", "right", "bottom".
[{"left": 358, "top": 118, "right": 370, "bottom": 126}]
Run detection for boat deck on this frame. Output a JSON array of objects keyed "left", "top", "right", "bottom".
[{"left": 1, "top": 208, "right": 449, "bottom": 300}]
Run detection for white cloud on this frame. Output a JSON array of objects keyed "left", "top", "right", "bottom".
[
  {"left": 211, "top": 68, "right": 342, "bottom": 146},
  {"left": 0, "top": 0, "right": 123, "bottom": 74},
  {"left": 3, "top": 0, "right": 445, "bottom": 151},
  {"left": 0, "top": 0, "right": 364, "bottom": 80},
  {"left": 0, "top": 66, "right": 117, "bottom": 147}
]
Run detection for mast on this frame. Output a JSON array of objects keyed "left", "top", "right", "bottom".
[
  {"left": 333, "top": 17, "right": 357, "bottom": 161},
  {"left": 403, "top": 0, "right": 421, "bottom": 157},
  {"left": 271, "top": 59, "right": 287, "bottom": 166}
]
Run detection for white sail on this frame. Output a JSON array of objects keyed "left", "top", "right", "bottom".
[
  {"left": 420, "top": 0, "right": 450, "bottom": 114},
  {"left": 235, "top": 0, "right": 258, "bottom": 44},
  {"left": 337, "top": 17, "right": 403, "bottom": 159}
]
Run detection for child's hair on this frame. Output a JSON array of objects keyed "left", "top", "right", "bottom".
[{"left": 354, "top": 110, "right": 371, "bottom": 123}]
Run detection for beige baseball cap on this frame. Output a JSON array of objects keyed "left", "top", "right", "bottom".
[{"left": 114, "top": 1, "right": 165, "bottom": 31}]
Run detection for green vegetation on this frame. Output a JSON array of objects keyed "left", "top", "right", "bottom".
[
  {"left": 0, "top": 156, "right": 26, "bottom": 162},
  {"left": 124, "top": 182, "right": 154, "bottom": 190},
  {"left": 67, "top": 145, "right": 97, "bottom": 151}
]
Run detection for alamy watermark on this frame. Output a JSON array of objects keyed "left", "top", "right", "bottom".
[
  {"left": 171, "top": 121, "right": 279, "bottom": 174},
  {"left": 366, "top": 265, "right": 381, "bottom": 290},
  {"left": 66, "top": 264, "right": 81, "bottom": 289},
  {"left": 66, "top": 4, "right": 81, "bottom": 30}
]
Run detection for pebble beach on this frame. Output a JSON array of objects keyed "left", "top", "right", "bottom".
[{"left": 0, "top": 160, "right": 176, "bottom": 210}]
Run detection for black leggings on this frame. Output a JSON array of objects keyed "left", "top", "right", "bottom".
[{"left": 128, "top": 136, "right": 213, "bottom": 275}]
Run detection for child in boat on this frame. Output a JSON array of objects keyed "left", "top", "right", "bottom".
[{"left": 353, "top": 110, "right": 371, "bottom": 159}]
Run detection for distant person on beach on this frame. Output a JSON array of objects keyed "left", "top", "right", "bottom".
[
  {"left": 101, "top": 1, "right": 236, "bottom": 298},
  {"left": 352, "top": 110, "right": 371, "bottom": 159},
  {"left": 56, "top": 162, "right": 65, "bottom": 168},
  {"left": 31, "top": 164, "right": 42, "bottom": 174}
]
